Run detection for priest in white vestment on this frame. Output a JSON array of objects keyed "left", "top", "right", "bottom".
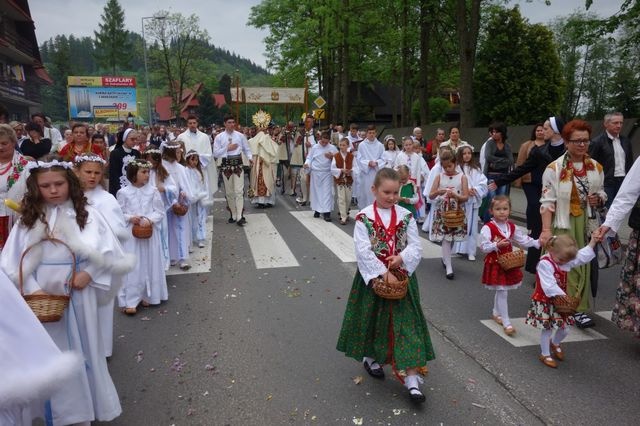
[
  {"left": 248, "top": 112, "right": 279, "bottom": 207},
  {"left": 176, "top": 115, "right": 217, "bottom": 203},
  {"left": 304, "top": 131, "right": 338, "bottom": 221},
  {"left": 355, "top": 127, "right": 385, "bottom": 208}
]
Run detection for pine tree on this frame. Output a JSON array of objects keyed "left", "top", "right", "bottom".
[{"left": 93, "top": 0, "right": 131, "bottom": 75}]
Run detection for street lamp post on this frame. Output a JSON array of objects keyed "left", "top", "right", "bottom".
[{"left": 141, "top": 15, "right": 166, "bottom": 127}]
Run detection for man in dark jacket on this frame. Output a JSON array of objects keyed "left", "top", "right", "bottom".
[{"left": 589, "top": 112, "right": 633, "bottom": 208}]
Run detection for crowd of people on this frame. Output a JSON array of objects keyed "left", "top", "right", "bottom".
[{"left": 1, "top": 104, "right": 639, "bottom": 418}]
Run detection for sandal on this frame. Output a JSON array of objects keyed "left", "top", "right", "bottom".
[
  {"left": 492, "top": 314, "right": 503, "bottom": 325},
  {"left": 550, "top": 343, "right": 564, "bottom": 361},
  {"left": 539, "top": 354, "right": 557, "bottom": 368},
  {"left": 503, "top": 325, "right": 516, "bottom": 336}
]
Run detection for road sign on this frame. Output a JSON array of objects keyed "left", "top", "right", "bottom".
[
  {"left": 313, "top": 109, "right": 325, "bottom": 120},
  {"left": 313, "top": 96, "right": 326, "bottom": 109}
]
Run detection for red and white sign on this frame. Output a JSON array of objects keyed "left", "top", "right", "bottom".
[{"left": 102, "top": 76, "right": 136, "bottom": 87}]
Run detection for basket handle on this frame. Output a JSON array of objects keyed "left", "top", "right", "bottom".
[{"left": 18, "top": 237, "right": 77, "bottom": 297}]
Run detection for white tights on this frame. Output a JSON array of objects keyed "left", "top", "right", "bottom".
[
  {"left": 540, "top": 328, "right": 569, "bottom": 356},
  {"left": 493, "top": 290, "right": 510, "bottom": 327},
  {"left": 442, "top": 240, "right": 453, "bottom": 274}
]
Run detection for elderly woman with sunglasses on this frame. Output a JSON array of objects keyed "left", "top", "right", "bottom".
[{"left": 539, "top": 119, "right": 606, "bottom": 328}]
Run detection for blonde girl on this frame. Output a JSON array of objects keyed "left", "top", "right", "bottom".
[{"left": 526, "top": 233, "right": 597, "bottom": 368}]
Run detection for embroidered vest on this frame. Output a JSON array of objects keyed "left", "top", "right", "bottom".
[
  {"left": 532, "top": 255, "right": 567, "bottom": 303},
  {"left": 334, "top": 152, "right": 353, "bottom": 186}
]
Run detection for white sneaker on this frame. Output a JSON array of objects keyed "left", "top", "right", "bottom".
[
  {"left": 170, "top": 260, "right": 178, "bottom": 266},
  {"left": 468, "top": 255, "right": 476, "bottom": 261},
  {"left": 179, "top": 262, "right": 191, "bottom": 270},
  {"left": 198, "top": 241, "right": 205, "bottom": 248}
]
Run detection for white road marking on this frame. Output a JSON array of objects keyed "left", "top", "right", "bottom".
[
  {"left": 595, "top": 311, "right": 613, "bottom": 322},
  {"left": 480, "top": 317, "right": 607, "bottom": 347},
  {"left": 290, "top": 210, "right": 357, "bottom": 262},
  {"left": 243, "top": 213, "right": 299, "bottom": 269},
  {"left": 167, "top": 216, "right": 213, "bottom": 275}
]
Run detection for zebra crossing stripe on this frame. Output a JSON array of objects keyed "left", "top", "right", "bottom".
[
  {"left": 243, "top": 213, "right": 300, "bottom": 269},
  {"left": 289, "top": 211, "right": 357, "bottom": 263}
]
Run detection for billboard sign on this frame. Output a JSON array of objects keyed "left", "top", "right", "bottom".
[{"left": 68, "top": 76, "right": 137, "bottom": 119}]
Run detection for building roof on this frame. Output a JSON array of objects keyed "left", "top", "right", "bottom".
[
  {"left": 155, "top": 82, "right": 205, "bottom": 121},
  {"left": 212, "top": 94, "right": 226, "bottom": 108}
]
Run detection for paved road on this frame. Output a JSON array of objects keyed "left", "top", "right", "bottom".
[{"left": 100, "top": 189, "right": 638, "bottom": 426}]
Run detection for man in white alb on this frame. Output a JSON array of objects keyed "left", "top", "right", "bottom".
[
  {"left": 304, "top": 130, "right": 338, "bottom": 221},
  {"left": 213, "top": 114, "right": 253, "bottom": 226},
  {"left": 356, "top": 125, "right": 385, "bottom": 208},
  {"left": 177, "top": 114, "right": 217, "bottom": 204},
  {"left": 291, "top": 115, "right": 316, "bottom": 205}
]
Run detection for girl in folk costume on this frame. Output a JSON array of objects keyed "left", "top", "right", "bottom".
[
  {"left": 397, "top": 165, "right": 419, "bottom": 217},
  {"left": 422, "top": 146, "right": 453, "bottom": 234},
  {"left": 526, "top": 234, "right": 597, "bottom": 368},
  {"left": 145, "top": 148, "right": 177, "bottom": 270},
  {"left": 0, "top": 124, "right": 29, "bottom": 253},
  {"left": 413, "top": 139, "right": 430, "bottom": 224},
  {"left": 395, "top": 137, "right": 426, "bottom": 222},
  {"left": 185, "top": 150, "right": 210, "bottom": 249},
  {"left": 0, "top": 269, "right": 82, "bottom": 426},
  {"left": 453, "top": 146, "right": 488, "bottom": 261},
  {"left": 161, "top": 141, "right": 194, "bottom": 270},
  {"left": 480, "top": 196, "right": 540, "bottom": 336},
  {"left": 248, "top": 111, "right": 279, "bottom": 208},
  {"left": 428, "top": 149, "right": 469, "bottom": 279},
  {"left": 337, "top": 168, "right": 434, "bottom": 403},
  {"left": 304, "top": 130, "right": 338, "bottom": 221},
  {"left": 382, "top": 135, "right": 399, "bottom": 168},
  {"left": 331, "top": 137, "right": 354, "bottom": 225},
  {"left": 0, "top": 157, "right": 134, "bottom": 424},
  {"left": 116, "top": 159, "right": 167, "bottom": 315},
  {"left": 74, "top": 153, "right": 128, "bottom": 358}
]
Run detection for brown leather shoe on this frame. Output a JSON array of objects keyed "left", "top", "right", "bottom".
[
  {"left": 539, "top": 355, "right": 557, "bottom": 368},
  {"left": 503, "top": 325, "right": 516, "bottom": 336},
  {"left": 550, "top": 343, "right": 565, "bottom": 361}
]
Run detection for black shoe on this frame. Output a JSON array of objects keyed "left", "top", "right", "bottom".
[
  {"left": 363, "top": 360, "right": 385, "bottom": 379},
  {"left": 256, "top": 203, "right": 265, "bottom": 209},
  {"left": 446, "top": 273, "right": 454, "bottom": 280},
  {"left": 574, "top": 312, "right": 595, "bottom": 328},
  {"left": 313, "top": 211, "right": 320, "bottom": 218},
  {"left": 408, "top": 387, "right": 426, "bottom": 403},
  {"left": 237, "top": 217, "right": 247, "bottom": 226},
  {"left": 228, "top": 218, "right": 236, "bottom": 224},
  {"left": 323, "top": 213, "right": 331, "bottom": 222}
]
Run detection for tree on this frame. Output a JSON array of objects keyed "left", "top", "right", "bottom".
[
  {"left": 93, "top": 0, "right": 131, "bottom": 75},
  {"left": 608, "top": 63, "right": 640, "bottom": 117},
  {"left": 145, "top": 11, "right": 210, "bottom": 123},
  {"left": 219, "top": 74, "right": 232, "bottom": 104},
  {"left": 456, "top": 0, "right": 482, "bottom": 128},
  {"left": 41, "top": 36, "right": 74, "bottom": 121},
  {"left": 474, "top": 6, "right": 564, "bottom": 125}
]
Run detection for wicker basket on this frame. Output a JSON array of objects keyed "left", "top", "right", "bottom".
[
  {"left": 497, "top": 248, "right": 525, "bottom": 271},
  {"left": 172, "top": 203, "right": 189, "bottom": 216},
  {"left": 552, "top": 295, "right": 581, "bottom": 316},
  {"left": 132, "top": 217, "right": 153, "bottom": 239},
  {"left": 372, "top": 269, "right": 409, "bottom": 300},
  {"left": 20, "top": 238, "right": 75, "bottom": 323},
  {"left": 442, "top": 208, "right": 465, "bottom": 228}
]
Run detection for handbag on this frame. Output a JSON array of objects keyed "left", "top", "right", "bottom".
[{"left": 588, "top": 206, "right": 622, "bottom": 269}]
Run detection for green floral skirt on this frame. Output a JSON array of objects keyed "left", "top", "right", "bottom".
[{"left": 336, "top": 271, "right": 435, "bottom": 373}]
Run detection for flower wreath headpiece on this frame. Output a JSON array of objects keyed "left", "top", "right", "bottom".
[
  {"left": 74, "top": 154, "right": 106, "bottom": 165},
  {"left": 24, "top": 160, "right": 73, "bottom": 174}
]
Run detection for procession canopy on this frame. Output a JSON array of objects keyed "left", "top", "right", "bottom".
[{"left": 231, "top": 87, "right": 305, "bottom": 104}]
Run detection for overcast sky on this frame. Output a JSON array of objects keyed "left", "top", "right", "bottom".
[{"left": 30, "top": 0, "right": 624, "bottom": 70}]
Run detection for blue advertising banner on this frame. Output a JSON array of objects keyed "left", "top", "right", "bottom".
[{"left": 68, "top": 87, "right": 137, "bottom": 119}]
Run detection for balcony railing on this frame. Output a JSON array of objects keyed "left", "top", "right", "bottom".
[
  {"left": 0, "top": 76, "right": 41, "bottom": 104},
  {"left": 0, "top": 27, "right": 39, "bottom": 60}
]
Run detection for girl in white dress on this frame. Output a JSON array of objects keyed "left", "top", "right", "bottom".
[
  {"left": 0, "top": 157, "right": 133, "bottom": 424},
  {"left": 116, "top": 159, "right": 167, "bottom": 314},
  {"left": 161, "top": 141, "right": 194, "bottom": 270},
  {"left": 185, "top": 150, "right": 210, "bottom": 249},
  {"left": 74, "top": 153, "right": 128, "bottom": 358},
  {"left": 145, "top": 148, "right": 177, "bottom": 270},
  {"left": 428, "top": 149, "right": 469, "bottom": 279},
  {"left": 381, "top": 135, "right": 398, "bottom": 168},
  {"left": 452, "top": 146, "right": 488, "bottom": 261}
]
